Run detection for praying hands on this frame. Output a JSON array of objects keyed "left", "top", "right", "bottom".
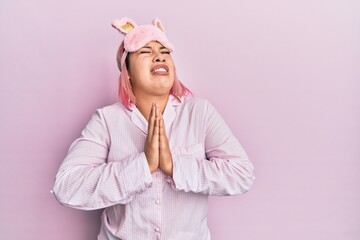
[{"left": 144, "top": 103, "right": 173, "bottom": 176}]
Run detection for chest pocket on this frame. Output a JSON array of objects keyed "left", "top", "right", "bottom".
[{"left": 171, "top": 143, "right": 206, "bottom": 160}]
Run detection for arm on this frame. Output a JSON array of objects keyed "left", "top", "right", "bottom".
[
  {"left": 52, "top": 109, "right": 153, "bottom": 210},
  {"left": 167, "top": 100, "right": 255, "bottom": 195}
]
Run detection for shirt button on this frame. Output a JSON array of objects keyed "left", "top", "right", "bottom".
[
  {"left": 155, "top": 200, "right": 160, "bottom": 204},
  {"left": 155, "top": 227, "right": 160, "bottom": 232}
]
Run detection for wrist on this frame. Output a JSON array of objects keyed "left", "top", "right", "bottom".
[
  {"left": 149, "top": 163, "right": 158, "bottom": 173},
  {"left": 160, "top": 160, "right": 173, "bottom": 176}
]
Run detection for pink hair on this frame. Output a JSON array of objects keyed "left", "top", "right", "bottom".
[{"left": 116, "top": 42, "right": 191, "bottom": 109}]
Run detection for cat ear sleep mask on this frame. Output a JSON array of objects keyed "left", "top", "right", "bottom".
[{"left": 111, "top": 17, "right": 175, "bottom": 71}]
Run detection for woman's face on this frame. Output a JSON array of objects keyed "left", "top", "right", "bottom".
[{"left": 127, "top": 41, "right": 175, "bottom": 98}]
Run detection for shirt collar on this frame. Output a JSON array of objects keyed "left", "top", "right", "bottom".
[
  {"left": 129, "top": 94, "right": 183, "bottom": 134},
  {"left": 128, "top": 94, "right": 183, "bottom": 111}
]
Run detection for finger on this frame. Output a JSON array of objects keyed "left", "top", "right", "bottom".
[
  {"left": 148, "top": 103, "right": 155, "bottom": 138},
  {"left": 157, "top": 105, "right": 165, "bottom": 133},
  {"left": 158, "top": 106, "right": 163, "bottom": 118},
  {"left": 153, "top": 115, "right": 159, "bottom": 142},
  {"left": 159, "top": 118, "right": 165, "bottom": 135},
  {"left": 155, "top": 103, "right": 159, "bottom": 119},
  {"left": 153, "top": 104, "right": 160, "bottom": 137},
  {"left": 159, "top": 119, "right": 168, "bottom": 147},
  {"left": 149, "top": 102, "right": 155, "bottom": 121}
]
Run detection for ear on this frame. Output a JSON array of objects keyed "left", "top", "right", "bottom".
[
  {"left": 152, "top": 17, "right": 165, "bottom": 32},
  {"left": 111, "top": 17, "right": 137, "bottom": 35}
]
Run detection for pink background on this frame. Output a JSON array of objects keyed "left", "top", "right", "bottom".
[{"left": 1, "top": 0, "right": 359, "bottom": 239}]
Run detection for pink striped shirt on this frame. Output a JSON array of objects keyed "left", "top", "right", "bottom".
[{"left": 52, "top": 95, "right": 255, "bottom": 240}]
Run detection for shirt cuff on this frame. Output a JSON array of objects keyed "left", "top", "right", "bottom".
[
  {"left": 165, "top": 176, "right": 179, "bottom": 191},
  {"left": 165, "top": 153, "right": 199, "bottom": 192},
  {"left": 122, "top": 152, "right": 153, "bottom": 196}
]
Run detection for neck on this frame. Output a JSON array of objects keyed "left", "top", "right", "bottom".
[{"left": 135, "top": 94, "right": 170, "bottom": 120}]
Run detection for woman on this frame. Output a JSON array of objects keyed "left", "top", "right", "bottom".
[{"left": 52, "top": 17, "right": 255, "bottom": 240}]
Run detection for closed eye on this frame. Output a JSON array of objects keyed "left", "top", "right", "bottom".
[
  {"left": 162, "top": 51, "right": 171, "bottom": 54},
  {"left": 140, "top": 51, "right": 151, "bottom": 54}
]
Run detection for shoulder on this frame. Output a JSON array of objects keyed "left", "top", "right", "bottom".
[
  {"left": 180, "top": 95, "right": 216, "bottom": 114},
  {"left": 94, "top": 101, "right": 126, "bottom": 114},
  {"left": 90, "top": 101, "right": 128, "bottom": 123},
  {"left": 181, "top": 95, "right": 211, "bottom": 109}
]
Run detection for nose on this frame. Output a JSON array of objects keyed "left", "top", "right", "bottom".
[{"left": 153, "top": 52, "right": 165, "bottom": 62}]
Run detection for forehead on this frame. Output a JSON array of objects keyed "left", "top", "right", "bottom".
[{"left": 142, "top": 41, "right": 166, "bottom": 48}]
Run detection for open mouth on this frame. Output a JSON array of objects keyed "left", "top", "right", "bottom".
[{"left": 151, "top": 64, "right": 169, "bottom": 75}]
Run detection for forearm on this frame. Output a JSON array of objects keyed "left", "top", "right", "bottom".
[
  {"left": 167, "top": 140, "right": 255, "bottom": 195},
  {"left": 166, "top": 99, "right": 255, "bottom": 195},
  {"left": 52, "top": 143, "right": 153, "bottom": 210}
]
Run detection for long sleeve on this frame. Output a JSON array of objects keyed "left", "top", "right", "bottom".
[
  {"left": 167, "top": 100, "right": 255, "bottom": 195},
  {"left": 52, "top": 109, "right": 153, "bottom": 210}
]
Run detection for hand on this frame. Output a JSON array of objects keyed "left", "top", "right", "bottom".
[
  {"left": 158, "top": 111, "right": 173, "bottom": 177},
  {"left": 144, "top": 103, "right": 160, "bottom": 173}
]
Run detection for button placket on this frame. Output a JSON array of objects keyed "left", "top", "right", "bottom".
[{"left": 155, "top": 171, "right": 163, "bottom": 237}]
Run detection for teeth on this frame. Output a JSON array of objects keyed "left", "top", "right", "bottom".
[{"left": 154, "top": 68, "right": 167, "bottom": 72}]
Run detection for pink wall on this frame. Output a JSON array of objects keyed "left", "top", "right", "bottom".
[{"left": 1, "top": 0, "right": 359, "bottom": 239}]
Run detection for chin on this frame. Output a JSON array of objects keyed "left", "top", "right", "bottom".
[
  {"left": 157, "top": 80, "right": 174, "bottom": 90},
  {"left": 151, "top": 86, "right": 173, "bottom": 96}
]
